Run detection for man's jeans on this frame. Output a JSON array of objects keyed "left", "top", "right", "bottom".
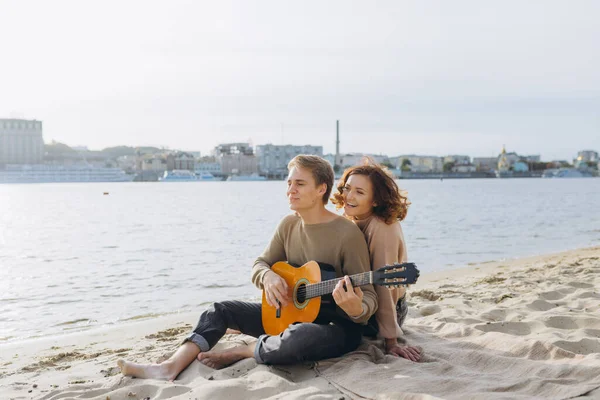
[{"left": 185, "top": 300, "right": 363, "bottom": 365}]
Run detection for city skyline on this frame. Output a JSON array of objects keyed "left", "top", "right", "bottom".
[{"left": 2, "top": 1, "right": 599, "bottom": 160}]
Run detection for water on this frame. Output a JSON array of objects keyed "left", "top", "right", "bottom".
[{"left": 1, "top": 179, "right": 599, "bottom": 343}]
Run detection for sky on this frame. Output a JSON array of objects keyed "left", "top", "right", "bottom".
[{"left": 1, "top": 0, "right": 599, "bottom": 160}]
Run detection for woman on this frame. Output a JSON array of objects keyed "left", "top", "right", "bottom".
[{"left": 332, "top": 161, "right": 421, "bottom": 362}]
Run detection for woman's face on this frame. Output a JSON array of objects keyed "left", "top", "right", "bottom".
[{"left": 342, "top": 174, "right": 375, "bottom": 219}]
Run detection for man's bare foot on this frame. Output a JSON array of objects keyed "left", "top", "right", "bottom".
[
  {"left": 117, "top": 359, "right": 178, "bottom": 380},
  {"left": 197, "top": 345, "right": 253, "bottom": 369},
  {"left": 225, "top": 328, "right": 241, "bottom": 335}
]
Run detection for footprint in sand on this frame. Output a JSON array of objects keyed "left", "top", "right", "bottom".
[
  {"left": 526, "top": 299, "right": 558, "bottom": 312},
  {"left": 582, "top": 329, "right": 600, "bottom": 338},
  {"left": 567, "top": 281, "right": 595, "bottom": 289},
  {"left": 474, "top": 321, "right": 532, "bottom": 336},
  {"left": 441, "top": 317, "right": 483, "bottom": 325},
  {"left": 539, "top": 291, "right": 566, "bottom": 301},
  {"left": 479, "top": 308, "right": 509, "bottom": 321},
  {"left": 577, "top": 291, "right": 600, "bottom": 299},
  {"left": 419, "top": 305, "right": 442, "bottom": 316},
  {"left": 543, "top": 316, "right": 579, "bottom": 330},
  {"left": 552, "top": 338, "right": 600, "bottom": 355}
]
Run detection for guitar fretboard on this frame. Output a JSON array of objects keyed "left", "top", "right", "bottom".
[{"left": 302, "top": 271, "right": 372, "bottom": 300}]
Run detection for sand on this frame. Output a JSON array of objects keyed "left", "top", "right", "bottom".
[{"left": 1, "top": 246, "right": 599, "bottom": 399}]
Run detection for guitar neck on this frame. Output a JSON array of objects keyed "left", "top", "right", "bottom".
[{"left": 304, "top": 271, "right": 373, "bottom": 300}]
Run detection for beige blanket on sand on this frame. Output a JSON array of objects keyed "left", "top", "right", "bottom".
[{"left": 316, "top": 327, "right": 600, "bottom": 400}]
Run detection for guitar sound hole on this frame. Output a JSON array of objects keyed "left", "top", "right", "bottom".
[{"left": 296, "top": 283, "right": 306, "bottom": 303}]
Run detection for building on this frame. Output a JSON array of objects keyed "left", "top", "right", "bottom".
[
  {"left": 166, "top": 152, "right": 195, "bottom": 171},
  {"left": 523, "top": 155, "right": 541, "bottom": 163},
  {"left": 473, "top": 157, "right": 498, "bottom": 172},
  {"left": 195, "top": 156, "right": 222, "bottom": 175},
  {"left": 0, "top": 118, "right": 44, "bottom": 165},
  {"left": 214, "top": 143, "right": 258, "bottom": 175},
  {"left": 576, "top": 150, "right": 598, "bottom": 162},
  {"left": 323, "top": 154, "right": 336, "bottom": 168},
  {"left": 337, "top": 153, "right": 389, "bottom": 168},
  {"left": 391, "top": 155, "right": 443, "bottom": 173},
  {"left": 513, "top": 161, "right": 529, "bottom": 172},
  {"left": 454, "top": 164, "right": 477, "bottom": 173},
  {"left": 116, "top": 155, "right": 136, "bottom": 173},
  {"left": 497, "top": 146, "right": 510, "bottom": 172},
  {"left": 575, "top": 150, "right": 599, "bottom": 169},
  {"left": 443, "top": 155, "right": 471, "bottom": 166},
  {"left": 140, "top": 155, "right": 167, "bottom": 173},
  {"left": 255, "top": 144, "right": 323, "bottom": 175}
]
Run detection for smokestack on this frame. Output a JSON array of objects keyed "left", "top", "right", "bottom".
[{"left": 335, "top": 120, "right": 340, "bottom": 169}]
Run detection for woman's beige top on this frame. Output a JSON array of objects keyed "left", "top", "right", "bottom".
[{"left": 354, "top": 214, "right": 407, "bottom": 339}]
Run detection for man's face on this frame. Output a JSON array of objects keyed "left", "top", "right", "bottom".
[{"left": 286, "top": 166, "right": 325, "bottom": 211}]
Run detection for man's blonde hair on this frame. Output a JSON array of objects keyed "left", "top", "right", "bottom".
[{"left": 287, "top": 155, "right": 334, "bottom": 204}]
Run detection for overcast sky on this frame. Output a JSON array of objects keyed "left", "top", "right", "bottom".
[{"left": 1, "top": 0, "right": 599, "bottom": 160}]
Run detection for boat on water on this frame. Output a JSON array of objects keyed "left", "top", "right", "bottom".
[
  {"left": 495, "top": 170, "right": 513, "bottom": 178},
  {"left": 226, "top": 173, "right": 267, "bottom": 181},
  {"left": 0, "top": 164, "right": 134, "bottom": 183},
  {"left": 160, "top": 170, "right": 218, "bottom": 182},
  {"left": 196, "top": 172, "right": 217, "bottom": 181},
  {"left": 542, "top": 168, "right": 593, "bottom": 178},
  {"left": 160, "top": 170, "right": 197, "bottom": 181}
]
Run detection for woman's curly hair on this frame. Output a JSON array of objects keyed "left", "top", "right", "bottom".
[{"left": 331, "top": 159, "right": 410, "bottom": 224}]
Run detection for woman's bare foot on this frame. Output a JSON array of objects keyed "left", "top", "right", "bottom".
[
  {"left": 117, "top": 359, "right": 178, "bottom": 381},
  {"left": 197, "top": 345, "right": 253, "bottom": 369}
]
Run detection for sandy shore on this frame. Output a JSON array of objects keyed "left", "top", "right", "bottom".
[{"left": 1, "top": 246, "right": 599, "bottom": 399}]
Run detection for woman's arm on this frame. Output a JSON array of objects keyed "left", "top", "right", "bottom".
[{"left": 369, "top": 222, "right": 421, "bottom": 361}]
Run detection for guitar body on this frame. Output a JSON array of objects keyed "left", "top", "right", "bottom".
[{"left": 261, "top": 261, "right": 322, "bottom": 335}]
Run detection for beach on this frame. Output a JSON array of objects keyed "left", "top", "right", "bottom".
[{"left": 1, "top": 246, "right": 599, "bottom": 399}]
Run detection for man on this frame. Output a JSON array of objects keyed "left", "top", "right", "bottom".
[{"left": 118, "top": 155, "right": 377, "bottom": 380}]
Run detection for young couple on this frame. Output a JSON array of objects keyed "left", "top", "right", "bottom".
[{"left": 118, "top": 155, "right": 420, "bottom": 381}]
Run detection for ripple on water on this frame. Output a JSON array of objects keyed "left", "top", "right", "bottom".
[
  {"left": 52, "top": 318, "right": 93, "bottom": 327},
  {"left": 46, "top": 299, "right": 79, "bottom": 305},
  {"left": 199, "top": 283, "right": 248, "bottom": 289},
  {"left": 0, "top": 298, "right": 22, "bottom": 303},
  {"left": 119, "top": 313, "right": 165, "bottom": 322}
]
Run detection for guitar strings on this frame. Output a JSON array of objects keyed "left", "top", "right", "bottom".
[
  {"left": 295, "top": 272, "right": 371, "bottom": 300},
  {"left": 294, "top": 266, "right": 414, "bottom": 299}
]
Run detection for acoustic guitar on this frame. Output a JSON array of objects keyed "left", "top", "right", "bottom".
[{"left": 262, "top": 260, "right": 420, "bottom": 335}]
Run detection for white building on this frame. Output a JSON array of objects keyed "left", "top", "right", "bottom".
[
  {"left": 391, "top": 155, "right": 443, "bottom": 173},
  {"left": 214, "top": 143, "right": 258, "bottom": 175},
  {"left": 255, "top": 144, "right": 323, "bottom": 175},
  {"left": 473, "top": 157, "right": 498, "bottom": 172},
  {"left": 195, "top": 161, "right": 222, "bottom": 174},
  {"left": 141, "top": 156, "right": 167, "bottom": 173},
  {"left": 338, "top": 153, "right": 389, "bottom": 168},
  {"left": 443, "top": 155, "right": 471, "bottom": 166},
  {"left": 576, "top": 150, "right": 599, "bottom": 163},
  {"left": 454, "top": 164, "right": 477, "bottom": 173},
  {"left": 0, "top": 118, "right": 44, "bottom": 165}
]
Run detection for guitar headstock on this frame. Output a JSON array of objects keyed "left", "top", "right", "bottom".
[{"left": 373, "top": 262, "right": 420, "bottom": 288}]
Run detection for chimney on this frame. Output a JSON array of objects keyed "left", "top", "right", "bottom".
[{"left": 335, "top": 120, "right": 340, "bottom": 168}]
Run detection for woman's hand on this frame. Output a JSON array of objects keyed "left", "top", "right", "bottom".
[
  {"left": 385, "top": 338, "right": 421, "bottom": 362},
  {"left": 332, "top": 276, "right": 364, "bottom": 317},
  {"left": 262, "top": 270, "right": 290, "bottom": 309}
]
